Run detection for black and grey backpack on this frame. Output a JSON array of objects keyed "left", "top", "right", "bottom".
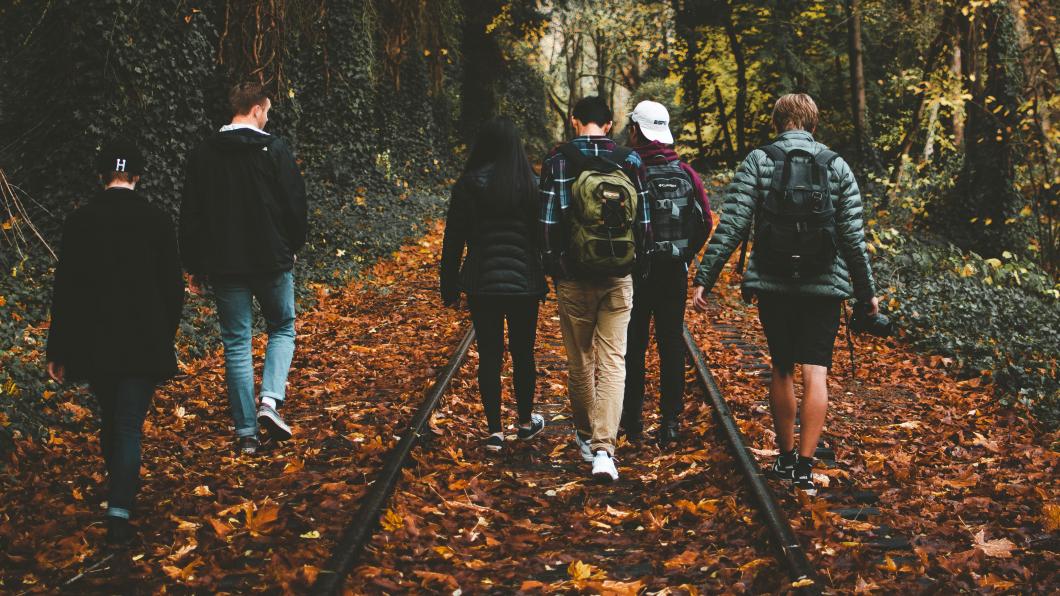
[
  {"left": 749, "top": 144, "right": 841, "bottom": 280},
  {"left": 644, "top": 160, "right": 707, "bottom": 262}
]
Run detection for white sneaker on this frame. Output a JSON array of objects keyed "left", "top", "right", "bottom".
[
  {"left": 574, "top": 431, "right": 594, "bottom": 463},
  {"left": 591, "top": 450, "right": 618, "bottom": 483}
]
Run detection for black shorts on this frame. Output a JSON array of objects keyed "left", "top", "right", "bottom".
[{"left": 756, "top": 292, "right": 842, "bottom": 371}]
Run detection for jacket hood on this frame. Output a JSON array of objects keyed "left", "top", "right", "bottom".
[
  {"left": 209, "top": 128, "right": 273, "bottom": 150},
  {"left": 632, "top": 140, "right": 679, "bottom": 165}
]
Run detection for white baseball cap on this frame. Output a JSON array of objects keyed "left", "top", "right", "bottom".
[{"left": 630, "top": 100, "right": 674, "bottom": 145}]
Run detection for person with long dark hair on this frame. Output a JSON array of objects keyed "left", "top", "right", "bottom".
[{"left": 440, "top": 117, "right": 546, "bottom": 452}]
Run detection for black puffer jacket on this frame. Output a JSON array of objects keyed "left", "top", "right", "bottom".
[{"left": 440, "top": 165, "right": 545, "bottom": 300}]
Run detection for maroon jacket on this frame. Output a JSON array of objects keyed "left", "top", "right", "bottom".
[{"left": 632, "top": 141, "right": 713, "bottom": 230}]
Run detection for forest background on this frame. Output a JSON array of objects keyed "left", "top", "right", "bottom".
[{"left": 0, "top": 0, "right": 1056, "bottom": 450}]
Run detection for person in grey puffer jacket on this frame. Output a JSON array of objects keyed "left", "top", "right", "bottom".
[{"left": 691, "top": 94, "right": 879, "bottom": 496}]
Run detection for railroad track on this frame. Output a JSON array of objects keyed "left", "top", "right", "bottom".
[{"left": 311, "top": 320, "right": 831, "bottom": 594}]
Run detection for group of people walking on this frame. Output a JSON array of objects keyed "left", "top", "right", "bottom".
[
  {"left": 43, "top": 82, "right": 877, "bottom": 549},
  {"left": 441, "top": 93, "right": 878, "bottom": 490}
]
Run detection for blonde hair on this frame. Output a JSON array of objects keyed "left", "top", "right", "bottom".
[{"left": 772, "top": 93, "right": 819, "bottom": 133}]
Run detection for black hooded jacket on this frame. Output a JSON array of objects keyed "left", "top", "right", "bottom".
[
  {"left": 180, "top": 127, "right": 307, "bottom": 276},
  {"left": 46, "top": 188, "right": 185, "bottom": 381},
  {"left": 440, "top": 164, "right": 546, "bottom": 300}
]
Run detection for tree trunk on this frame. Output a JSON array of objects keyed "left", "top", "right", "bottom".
[
  {"left": 845, "top": 0, "right": 867, "bottom": 161},
  {"left": 458, "top": 0, "right": 504, "bottom": 142},
  {"left": 951, "top": 43, "right": 964, "bottom": 148},
  {"left": 941, "top": 1, "right": 1025, "bottom": 257},
  {"left": 921, "top": 101, "right": 940, "bottom": 162},
  {"left": 672, "top": 0, "right": 705, "bottom": 157},
  {"left": 714, "top": 84, "right": 735, "bottom": 162},
  {"left": 722, "top": 0, "right": 747, "bottom": 154}
]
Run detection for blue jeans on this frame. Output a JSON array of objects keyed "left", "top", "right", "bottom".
[
  {"left": 213, "top": 270, "right": 296, "bottom": 437},
  {"left": 90, "top": 376, "right": 155, "bottom": 520}
]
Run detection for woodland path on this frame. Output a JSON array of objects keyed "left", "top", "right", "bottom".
[{"left": 0, "top": 223, "right": 1055, "bottom": 593}]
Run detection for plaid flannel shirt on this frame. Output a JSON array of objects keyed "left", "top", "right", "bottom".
[{"left": 538, "top": 136, "right": 652, "bottom": 278}]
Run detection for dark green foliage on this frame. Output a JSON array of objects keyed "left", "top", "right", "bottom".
[
  {"left": 874, "top": 235, "right": 1059, "bottom": 427},
  {"left": 0, "top": 0, "right": 220, "bottom": 232}
]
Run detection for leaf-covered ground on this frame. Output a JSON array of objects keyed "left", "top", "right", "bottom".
[
  {"left": 687, "top": 266, "right": 1059, "bottom": 593},
  {"left": 348, "top": 293, "right": 780, "bottom": 594},
  {"left": 0, "top": 222, "right": 1056, "bottom": 593}
]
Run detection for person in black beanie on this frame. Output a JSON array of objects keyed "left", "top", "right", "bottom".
[{"left": 46, "top": 138, "right": 185, "bottom": 547}]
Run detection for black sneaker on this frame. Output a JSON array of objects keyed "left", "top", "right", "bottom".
[
  {"left": 237, "top": 435, "right": 259, "bottom": 456},
  {"left": 792, "top": 456, "right": 817, "bottom": 496},
  {"left": 105, "top": 516, "right": 134, "bottom": 547},
  {"left": 485, "top": 434, "right": 504, "bottom": 452},
  {"left": 770, "top": 449, "right": 798, "bottom": 480},
  {"left": 657, "top": 420, "right": 680, "bottom": 449},
  {"left": 257, "top": 404, "right": 292, "bottom": 440},
  {"left": 517, "top": 413, "right": 546, "bottom": 440}
]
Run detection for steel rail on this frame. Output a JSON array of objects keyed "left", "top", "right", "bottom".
[
  {"left": 683, "top": 324, "right": 822, "bottom": 595},
  {"left": 312, "top": 327, "right": 476, "bottom": 595}
]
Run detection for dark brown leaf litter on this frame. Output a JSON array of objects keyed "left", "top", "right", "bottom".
[
  {"left": 686, "top": 264, "right": 1059, "bottom": 593},
  {"left": 1, "top": 222, "right": 1055, "bottom": 593},
  {"left": 348, "top": 295, "right": 782, "bottom": 594}
]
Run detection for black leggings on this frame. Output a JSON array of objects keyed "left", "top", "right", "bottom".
[{"left": 468, "top": 295, "right": 540, "bottom": 433}]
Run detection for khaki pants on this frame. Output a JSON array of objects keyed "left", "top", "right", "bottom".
[{"left": 556, "top": 276, "right": 634, "bottom": 455}]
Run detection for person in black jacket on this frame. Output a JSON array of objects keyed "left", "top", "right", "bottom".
[
  {"left": 440, "top": 118, "right": 546, "bottom": 453},
  {"left": 180, "top": 82, "right": 307, "bottom": 454},
  {"left": 46, "top": 138, "right": 185, "bottom": 546}
]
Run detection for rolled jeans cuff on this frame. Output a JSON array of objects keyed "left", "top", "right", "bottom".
[
  {"left": 107, "top": 507, "right": 131, "bottom": 520},
  {"left": 235, "top": 425, "right": 258, "bottom": 438}
]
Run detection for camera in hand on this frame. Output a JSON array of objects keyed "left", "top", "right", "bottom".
[{"left": 849, "top": 301, "right": 894, "bottom": 337}]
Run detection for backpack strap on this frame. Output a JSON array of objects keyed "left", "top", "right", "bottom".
[
  {"left": 557, "top": 143, "right": 587, "bottom": 177},
  {"left": 609, "top": 146, "right": 633, "bottom": 169},
  {"left": 814, "top": 149, "right": 840, "bottom": 191},
  {"left": 759, "top": 144, "right": 786, "bottom": 163},
  {"left": 814, "top": 149, "right": 840, "bottom": 168}
]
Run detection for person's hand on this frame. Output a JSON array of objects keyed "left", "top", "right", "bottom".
[
  {"left": 188, "top": 274, "right": 207, "bottom": 296},
  {"left": 46, "top": 362, "right": 65, "bottom": 384},
  {"left": 692, "top": 285, "right": 710, "bottom": 312},
  {"left": 867, "top": 296, "right": 880, "bottom": 316}
]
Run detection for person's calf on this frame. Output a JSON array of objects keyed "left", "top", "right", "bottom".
[{"left": 798, "top": 364, "right": 829, "bottom": 458}]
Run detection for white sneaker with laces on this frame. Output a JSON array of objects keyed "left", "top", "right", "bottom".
[
  {"left": 591, "top": 450, "right": 618, "bottom": 482},
  {"left": 574, "top": 431, "right": 594, "bottom": 463}
]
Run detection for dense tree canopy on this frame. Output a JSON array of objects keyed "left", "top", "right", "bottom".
[{"left": 0, "top": 0, "right": 1057, "bottom": 441}]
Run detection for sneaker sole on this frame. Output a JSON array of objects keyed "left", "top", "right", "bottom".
[
  {"left": 485, "top": 445, "right": 503, "bottom": 452},
  {"left": 767, "top": 468, "right": 794, "bottom": 480},
  {"left": 258, "top": 411, "right": 293, "bottom": 441},
  {"left": 518, "top": 421, "right": 546, "bottom": 441},
  {"left": 592, "top": 470, "right": 618, "bottom": 483}
]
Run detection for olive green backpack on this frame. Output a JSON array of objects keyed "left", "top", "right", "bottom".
[{"left": 558, "top": 143, "right": 638, "bottom": 276}]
